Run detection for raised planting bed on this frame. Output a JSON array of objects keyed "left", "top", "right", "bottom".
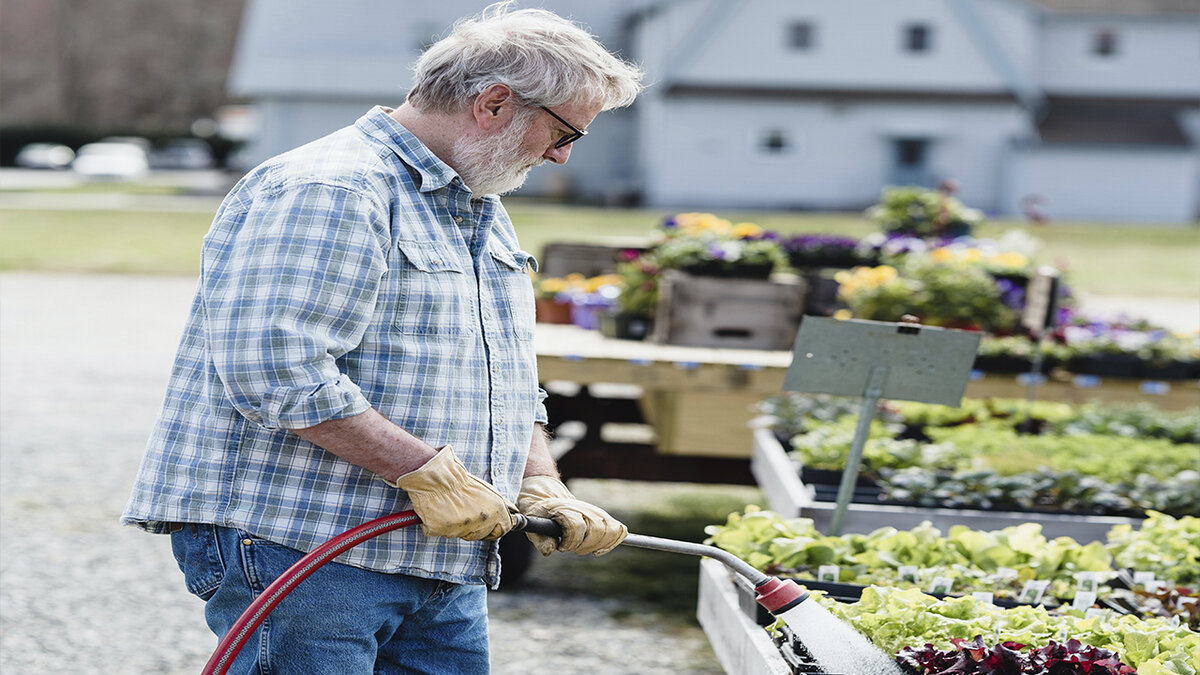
[
  {"left": 750, "top": 427, "right": 1142, "bottom": 544},
  {"left": 698, "top": 559, "right": 1200, "bottom": 675}
]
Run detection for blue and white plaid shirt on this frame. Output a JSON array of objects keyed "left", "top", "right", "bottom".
[{"left": 123, "top": 107, "right": 547, "bottom": 587}]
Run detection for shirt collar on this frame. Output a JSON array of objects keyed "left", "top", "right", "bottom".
[{"left": 355, "top": 106, "right": 460, "bottom": 193}]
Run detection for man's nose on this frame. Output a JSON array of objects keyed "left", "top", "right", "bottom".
[{"left": 543, "top": 144, "right": 572, "bottom": 165}]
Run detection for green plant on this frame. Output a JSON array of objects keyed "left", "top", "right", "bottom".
[
  {"left": 866, "top": 186, "right": 984, "bottom": 239},
  {"left": 824, "top": 585, "right": 1200, "bottom": 673},
  {"left": 613, "top": 254, "right": 661, "bottom": 316},
  {"left": 1106, "top": 511, "right": 1200, "bottom": 586}
]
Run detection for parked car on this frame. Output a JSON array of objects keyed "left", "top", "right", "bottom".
[
  {"left": 72, "top": 142, "right": 150, "bottom": 179},
  {"left": 150, "top": 139, "right": 215, "bottom": 170},
  {"left": 14, "top": 143, "right": 75, "bottom": 170}
]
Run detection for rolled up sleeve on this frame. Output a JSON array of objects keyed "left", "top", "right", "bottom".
[{"left": 201, "top": 181, "right": 388, "bottom": 430}]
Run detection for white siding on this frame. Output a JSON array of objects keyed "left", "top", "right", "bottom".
[
  {"left": 660, "top": 0, "right": 1029, "bottom": 94},
  {"left": 1003, "top": 145, "right": 1200, "bottom": 222},
  {"left": 1038, "top": 17, "right": 1200, "bottom": 97},
  {"left": 642, "top": 96, "right": 1026, "bottom": 212}
]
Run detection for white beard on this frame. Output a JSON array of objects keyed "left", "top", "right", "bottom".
[{"left": 450, "top": 115, "right": 544, "bottom": 197}]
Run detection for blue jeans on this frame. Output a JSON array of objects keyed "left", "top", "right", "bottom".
[{"left": 171, "top": 524, "right": 490, "bottom": 674}]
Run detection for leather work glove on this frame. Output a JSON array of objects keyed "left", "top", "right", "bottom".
[
  {"left": 387, "top": 446, "right": 519, "bottom": 541},
  {"left": 517, "top": 476, "right": 627, "bottom": 556}
]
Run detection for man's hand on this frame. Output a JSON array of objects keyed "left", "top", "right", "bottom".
[
  {"left": 517, "top": 476, "right": 627, "bottom": 556},
  {"left": 388, "top": 446, "right": 518, "bottom": 541}
]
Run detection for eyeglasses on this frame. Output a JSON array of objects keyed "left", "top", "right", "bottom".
[{"left": 540, "top": 106, "right": 587, "bottom": 148}]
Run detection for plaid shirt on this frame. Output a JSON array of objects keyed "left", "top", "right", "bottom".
[{"left": 123, "top": 107, "right": 547, "bottom": 587}]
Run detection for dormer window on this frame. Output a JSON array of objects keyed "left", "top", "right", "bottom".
[
  {"left": 1092, "top": 29, "right": 1118, "bottom": 57},
  {"left": 788, "top": 21, "right": 815, "bottom": 50},
  {"left": 903, "top": 23, "right": 932, "bottom": 53}
]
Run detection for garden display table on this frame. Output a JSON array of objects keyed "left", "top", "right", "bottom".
[
  {"left": 749, "top": 427, "right": 1144, "bottom": 542},
  {"left": 534, "top": 324, "right": 1198, "bottom": 484}
]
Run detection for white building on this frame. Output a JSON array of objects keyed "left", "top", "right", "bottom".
[{"left": 228, "top": 0, "right": 1200, "bottom": 223}]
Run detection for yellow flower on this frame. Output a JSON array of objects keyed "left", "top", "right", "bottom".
[
  {"left": 732, "top": 222, "right": 764, "bottom": 239},
  {"left": 540, "top": 278, "right": 567, "bottom": 293},
  {"left": 833, "top": 309, "right": 853, "bottom": 320},
  {"left": 989, "top": 252, "right": 1029, "bottom": 269},
  {"left": 930, "top": 247, "right": 957, "bottom": 263},
  {"left": 587, "top": 274, "right": 622, "bottom": 291},
  {"left": 962, "top": 249, "right": 983, "bottom": 263}
]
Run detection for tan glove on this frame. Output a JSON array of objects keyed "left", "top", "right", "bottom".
[
  {"left": 517, "top": 475, "right": 627, "bottom": 556},
  {"left": 387, "top": 446, "right": 518, "bottom": 541}
]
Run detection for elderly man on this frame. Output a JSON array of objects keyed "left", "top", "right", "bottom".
[{"left": 122, "top": 3, "right": 644, "bottom": 672}]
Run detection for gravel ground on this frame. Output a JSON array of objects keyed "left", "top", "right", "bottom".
[{"left": 0, "top": 272, "right": 725, "bottom": 674}]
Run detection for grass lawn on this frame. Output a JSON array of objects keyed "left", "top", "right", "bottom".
[{"left": 1, "top": 198, "right": 1197, "bottom": 297}]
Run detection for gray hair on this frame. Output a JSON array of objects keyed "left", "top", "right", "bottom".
[{"left": 407, "top": 2, "right": 644, "bottom": 114}]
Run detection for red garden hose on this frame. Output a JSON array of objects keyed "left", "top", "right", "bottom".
[
  {"left": 200, "top": 512, "right": 809, "bottom": 675},
  {"left": 200, "top": 510, "right": 423, "bottom": 675}
]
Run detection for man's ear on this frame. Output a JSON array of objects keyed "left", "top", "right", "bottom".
[{"left": 471, "top": 83, "right": 515, "bottom": 133}]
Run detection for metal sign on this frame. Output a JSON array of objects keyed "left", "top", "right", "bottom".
[
  {"left": 782, "top": 316, "right": 981, "bottom": 534},
  {"left": 783, "top": 316, "right": 982, "bottom": 406}
]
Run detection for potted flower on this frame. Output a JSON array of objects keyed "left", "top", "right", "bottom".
[
  {"left": 654, "top": 214, "right": 787, "bottom": 278},
  {"left": 782, "top": 233, "right": 864, "bottom": 269},
  {"left": 532, "top": 273, "right": 577, "bottom": 324},
  {"left": 602, "top": 251, "right": 659, "bottom": 340},
  {"left": 866, "top": 185, "right": 983, "bottom": 240}
]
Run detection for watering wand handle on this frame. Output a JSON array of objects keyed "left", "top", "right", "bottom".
[{"left": 515, "top": 514, "right": 562, "bottom": 538}]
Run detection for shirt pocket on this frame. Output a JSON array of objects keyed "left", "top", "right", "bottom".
[
  {"left": 487, "top": 246, "right": 537, "bottom": 341},
  {"left": 393, "top": 239, "right": 472, "bottom": 335}
]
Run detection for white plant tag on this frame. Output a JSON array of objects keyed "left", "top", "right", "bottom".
[
  {"left": 996, "top": 567, "right": 1018, "bottom": 580},
  {"left": 1072, "top": 591, "right": 1098, "bottom": 610},
  {"left": 929, "top": 577, "right": 954, "bottom": 595},
  {"left": 898, "top": 566, "right": 919, "bottom": 584},
  {"left": 972, "top": 591, "right": 994, "bottom": 605},
  {"left": 1132, "top": 570, "right": 1157, "bottom": 586},
  {"left": 1076, "top": 572, "right": 1099, "bottom": 593},
  {"left": 1084, "top": 607, "right": 1106, "bottom": 620},
  {"left": 1018, "top": 580, "right": 1050, "bottom": 604},
  {"left": 818, "top": 565, "right": 839, "bottom": 583}
]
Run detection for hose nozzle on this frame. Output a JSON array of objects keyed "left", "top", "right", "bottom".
[{"left": 754, "top": 577, "right": 810, "bottom": 615}]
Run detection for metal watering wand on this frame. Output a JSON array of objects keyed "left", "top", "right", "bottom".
[{"left": 200, "top": 510, "right": 811, "bottom": 675}]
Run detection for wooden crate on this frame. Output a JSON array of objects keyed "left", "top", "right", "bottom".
[
  {"left": 651, "top": 271, "right": 807, "bottom": 350},
  {"left": 538, "top": 240, "right": 651, "bottom": 278}
]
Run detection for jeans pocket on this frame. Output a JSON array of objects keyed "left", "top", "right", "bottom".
[{"left": 170, "top": 524, "right": 225, "bottom": 600}]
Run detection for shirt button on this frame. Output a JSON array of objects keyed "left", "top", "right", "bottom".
[{"left": 453, "top": 215, "right": 463, "bottom": 223}]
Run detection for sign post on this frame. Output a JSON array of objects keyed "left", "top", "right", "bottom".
[{"left": 783, "top": 316, "right": 981, "bottom": 534}]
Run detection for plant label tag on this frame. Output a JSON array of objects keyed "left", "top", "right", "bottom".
[
  {"left": 818, "top": 565, "right": 839, "bottom": 583},
  {"left": 1072, "top": 591, "right": 1098, "bottom": 610},
  {"left": 929, "top": 577, "right": 954, "bottom": 595},
  {"left": 1133, "top": 571, "right": 1157, "bottom": 586},
  {"left": 1144, "top": 579, "right": 1164, "bottom": 593},
  {"left": 1084, "top": 608, "right": 1106, "bottom": 620},
  {"left": 1018, "top": 580, "right": 1049, "bottom": 604},
  {"left": 1076, "top": 572, "right": 1099, "bottom": 593},
  {"left": 898, "top": 566, "right": 919, "bottom": 584},
  {"left": 972, "top": 591, "right": 994, "bottom": 605},
  {"left": 996, "top": 567, "right": 1018, "bottom": 580}
]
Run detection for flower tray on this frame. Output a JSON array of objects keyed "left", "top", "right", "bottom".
[{"left": 749, "top": 428, "right": 1142, "bottom": 544}]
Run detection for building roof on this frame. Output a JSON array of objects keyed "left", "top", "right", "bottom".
[
  {"left": 1037, "top": 97, "right": 1195, "bottom": 146},
  {"left": 1029, "top": 0, "right": 1200, "bottom": 15}
]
